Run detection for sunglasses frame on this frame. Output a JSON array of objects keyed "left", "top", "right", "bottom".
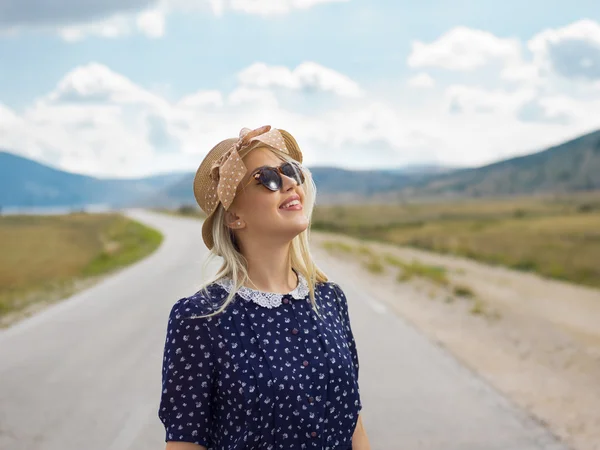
[{"left": 240, "top": 161, "right": 305, "bottom": 192}]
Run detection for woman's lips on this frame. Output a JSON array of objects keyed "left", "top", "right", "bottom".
[{"left": 280, "top": 204, "right": 303, "bottom": 211}]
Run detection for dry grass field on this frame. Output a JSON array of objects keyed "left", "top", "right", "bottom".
[
  {"left": 0, "top": 213, "right": 163, "bottom": 327},
  {"left": 312, "top": 192, "right": 600, "bottom": 288}
]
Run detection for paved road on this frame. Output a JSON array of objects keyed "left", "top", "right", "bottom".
[{"left": 0, "top": 210, "right": 567, "bottom": 450}]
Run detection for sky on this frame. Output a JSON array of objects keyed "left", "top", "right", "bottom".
[{"left": 1, "top": 0, "right": 600, "bottom": 178}]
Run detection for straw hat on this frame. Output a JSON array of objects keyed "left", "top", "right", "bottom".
[{"left": 193, "top": 125, "right": 303, "bottom": 251}]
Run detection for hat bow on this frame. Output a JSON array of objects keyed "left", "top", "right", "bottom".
[{"left": 207, "top": 125, "right": 288, "bottom": 211}]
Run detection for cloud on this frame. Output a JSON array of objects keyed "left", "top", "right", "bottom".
[
  {"left": 500, "top": 63, "right": 541, "bottom": 84},
  {"left": 408, "top": 26, "right": 521, "bottom": 71},
  {"left": 0, "top": 103, "right": 20, "bottom": 125},
  {"left": 4, "top": 51, "right": 600, "bottom": 179},
  {"left": 227, "top": 87, "right": 280, "bottom": 107},
  {"left": 146, "top": 114, "right": 180, "bottom": 151},
  {"left": 136, "top": 9, "right": 166, "bottom": 37},
  {"left": 0, "top": 0, "right": 156, "bottom": 28},
  {"left": 444, "top": 85, "right": 536, "bottom": 116},
  {"left": 0, "top": 0, "right": 348, "bottom": 39},
  {"left": 406, "top": 20, "right": 600, "bottom": 91},
  {"left": 407, "top": 73, "right": 435, "bottom": 89},
  {"left": 238, "top": 62, "right": 363, "bottom": 98},
  {"left": 516, "top": 98, "right": 572, "bottom": 124},
  {"left": 177, "top": 90, "right": 224, "bottom": 108},
  {"left": 46, "top": 62, "right": 167, "bottom": 108},
  {"left": 58, "top": 15, "right": 133, "bottom": 42},
  {"left": 528, "top": 19, "right": 600, "bottom": 82},
  {"left": 56, "top": 8, "right": 165, "bottom": 41},
  {"left": 0, "top": 61, "right": 368, "bottom": 177},
  {"left": 214, "top": 0, "right": 349, "bottom": 16}
]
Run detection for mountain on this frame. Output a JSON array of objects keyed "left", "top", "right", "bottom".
[
  {"left": 2, "top": 128, "right": 600, "bottom": 209},
  {"left": 378, "top": 164, "right": 459, "bottom": 176},
  {"left": 400, "top": 129, "right": 600, "bottom": 197},
  {"left": 0, "top": 151, "right": 425, "bottom": 208},
  {"left": 0, "top": 151, "right": 189, "bottom": 208}
]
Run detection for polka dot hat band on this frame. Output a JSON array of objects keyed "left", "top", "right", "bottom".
[{"left": 193, "top": 125, "right": 304, "bottom": 250}]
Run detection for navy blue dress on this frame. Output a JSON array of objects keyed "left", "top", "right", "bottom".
[{"left": 158, "top": 270, "right": 362, "bottom": 449}]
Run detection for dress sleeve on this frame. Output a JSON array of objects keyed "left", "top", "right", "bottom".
[
  {"left": 331, "top": 283, "right": 361, "bottom": 386},
  {"left": 158, "top": 297, "right": 216, "bottom": 447}
]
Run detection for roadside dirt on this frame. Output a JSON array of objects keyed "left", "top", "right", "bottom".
[{"left": 310, "top": 230, "right": 600, "bottom": 450}]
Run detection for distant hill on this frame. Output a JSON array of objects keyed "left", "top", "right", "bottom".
[
  {"left": 0, "top": 151, "right": 427, "bottom": 208},
  {"left": 2, "top": 128, "right": 599, "bottom": 209},
  {"left": 0, "top": 151, "right": 187, "bottom": 208},
  {"left": 402, "top": 129, "right": 600, "bottom": 197},
  {"left": 378, "top": 164, "right": 458, "bottom": 176}
]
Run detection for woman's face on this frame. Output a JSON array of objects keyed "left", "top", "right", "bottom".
[{"left": 228, "top": 147, "right": 309, "bottom": 248}]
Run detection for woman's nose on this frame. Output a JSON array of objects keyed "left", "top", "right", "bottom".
[{"left": 281, "top": 173, "right": 298, "bottom": 190}]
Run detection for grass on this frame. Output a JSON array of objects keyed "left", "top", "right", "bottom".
[
  {"left": 312, "top": 192, "right": 600, "bottom": 288},
  {"left": 321, "top": 237, "right": 499, "bottom": 319},
  {"left": 321, "top": 240, "right": 355, "bottom": 254},
  {"left": 469, "top": 298, "right": 486, "bottom": 316},
  {"left": 0, "top": 213, "right": 163, "bottom": 323},
  {"left": 382, "top": 253, "right": 449, "bottom": 286},
  {"left": 154, "top": 204, "right": 206, "bottom": 219},
  {"left": 453, "top": 284, "right": 475, "bottom": 298},
  {"left": 322, "top": 238, "right": 451, "bottom": 285},
  {"left": 362, "top": 257, "right": 385, "bottom": 274},
  {"left": 399, "top": 260, "right": 449, "bottom": 285}
]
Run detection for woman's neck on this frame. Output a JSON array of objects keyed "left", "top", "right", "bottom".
[{"left": 241, "top": 243, "right": 297, "bottom": 294}]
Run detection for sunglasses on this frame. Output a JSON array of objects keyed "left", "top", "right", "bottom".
[{"left": 242, "top": 161, "right": 306, "bottom": 192}]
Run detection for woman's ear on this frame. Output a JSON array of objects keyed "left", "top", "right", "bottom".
[{"left": 225, "top": 210, "right": 243, "bottom": 229}]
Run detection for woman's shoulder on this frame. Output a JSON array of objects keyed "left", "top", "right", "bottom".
[
  {"left": 170, "top": 282, "right": 230, "bottom": 320},
  {"left": 318, "top": 279, "right": 343, "bottom": 294}
]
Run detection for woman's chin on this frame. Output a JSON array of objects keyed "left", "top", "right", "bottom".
[{"left": 285, "top": 217, "right": 310, "bottom": 236}]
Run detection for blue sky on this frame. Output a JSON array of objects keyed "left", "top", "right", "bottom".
[{"left": 1, "top": 0, "right": 600, "bottom": 177}]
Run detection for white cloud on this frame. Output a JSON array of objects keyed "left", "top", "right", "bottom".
[
  {"left": 407, "top": 20, "right": 600, "bottom": 94},
  {"left": 222, "top": 0, "right": 348, "bottom": 15},
  {"left": 227, "top": 87, "right": 280, "bottom": 107},
  {"left": 238, "top": 62, "right": 363, "bottom": 98},
  {"left": 178, "top": 90, "right": 224, "bottom": 108},
  {"left": 444, "top": 85, "right": 536, "bottom": 116},
  {"left": 0, "top": 103, "right": 20, "bottom": 125},
  {"left": 4, "top": 48, "right": 600, "bottom": 179},
  {"left": 528, "top": 19, "right": 600, "bottom": 82},
  {"left": 500, "top": 63, "right": 541, "bottom": 84},
  {"left": 407, "top": 73, "right": 435, "bottom": 88},
  {"left": 57, "top": 8, "right": 166, "bottom": 41},
  {"left": 59, "top": 15, "right": 132, "bottom": 41},
  {"left": 408, "top": 26, "right": 522, "bottom": 71},
  {"left": 136, "top": 9, "right": 166, "bottom": 38},
  {"left": 46, "top": 62, "right": 168, "bottom": 110},
  {"left": 533, "top": 94, "right": 600, "bottom": 123},
  {"left": 0, "top": 61, "right": 365, "bottom": 177}
]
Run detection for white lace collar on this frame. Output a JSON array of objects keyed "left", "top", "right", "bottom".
[{"left": 214, "top": 270, "right": 309, "bottom": 309}]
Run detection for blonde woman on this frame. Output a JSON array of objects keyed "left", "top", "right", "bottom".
[{"left": 158, "top": 126, "right": 370, "bottom": 450}]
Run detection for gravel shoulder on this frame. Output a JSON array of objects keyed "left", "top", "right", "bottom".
[{"left": 310, "top": 230, "right": 600, "bottom": 450}]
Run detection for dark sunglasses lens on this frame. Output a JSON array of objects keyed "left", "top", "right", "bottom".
[
  {"left": 281, "top": 162, "right": 305, "bottom": 184},
  {"left": 259, "top": 168, "right": 282, "bottom": 191}
]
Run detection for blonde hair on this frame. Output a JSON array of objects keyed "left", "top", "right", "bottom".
[{"left": 193, "top": 146, "right": 329, "bottom": 319}]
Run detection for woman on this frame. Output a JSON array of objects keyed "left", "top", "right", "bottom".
[{"left": 158, "top": 125, "right": 371, "bottom": 450}]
